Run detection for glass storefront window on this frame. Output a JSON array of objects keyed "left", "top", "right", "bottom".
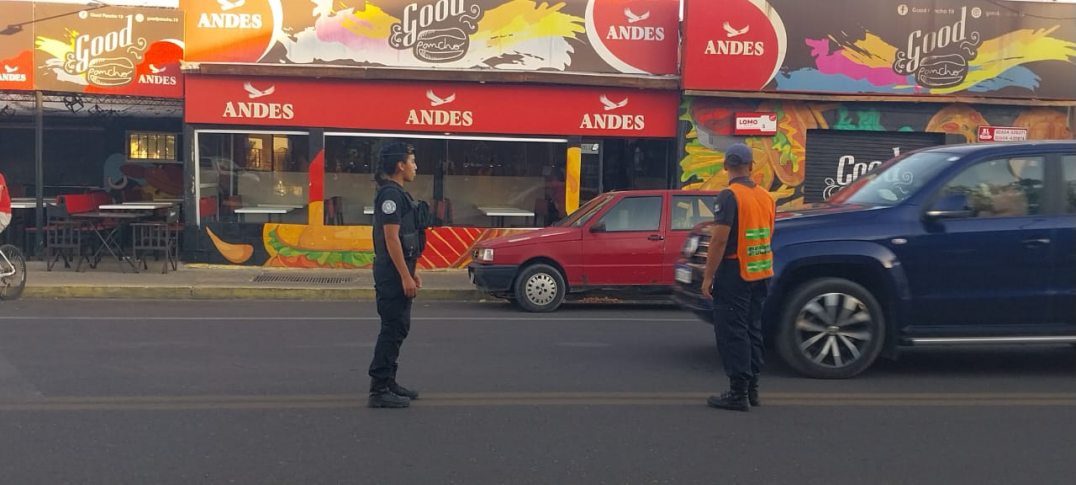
[
  {"left": 579, "top": 138, "right": 674, "bottom": 208},
  {"left": 443, "top": 139, "right": 566, "bottom": 228},
  {"left": 195, "top": 131, "right": 309, "bottom": 224},
  {"left": 323, "top": 136, "right": 438, "bottom": 225}
]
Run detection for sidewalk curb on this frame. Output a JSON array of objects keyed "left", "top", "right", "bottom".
[{"left": 22, "top": 286, "right": 487, "bottom": 301}]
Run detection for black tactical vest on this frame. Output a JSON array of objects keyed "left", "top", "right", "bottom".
[{"left": 373, "top": 183, "right": 429, "bottom": 261}]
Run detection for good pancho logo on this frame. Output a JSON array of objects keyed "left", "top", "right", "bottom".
[
  {"left": 62, "top": 12, "right": 147, "bottom": 88},
  {"left": 892, "top": 6, "right": 982, "bottom": 88},
  {"left": 389, "top": 0, "right": 484, "bottom": 63},
  {"left": 34, "top": 4, "right": 185, "bottom": 97}
]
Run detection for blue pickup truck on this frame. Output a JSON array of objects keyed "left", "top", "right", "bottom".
[{"left": 673, "top": 141, "right": 1076, "bottom": 379}]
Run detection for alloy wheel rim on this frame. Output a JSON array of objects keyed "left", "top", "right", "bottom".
[
  {"left": 794, "top": 293, "right": 873, "bottom": 369},
  {"left": 525, "top": 273, "right": 558, "bottom": 306}
]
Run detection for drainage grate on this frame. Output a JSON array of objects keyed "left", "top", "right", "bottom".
[{"left": 252, "top": 274, "right": 354, "bottom": 284}]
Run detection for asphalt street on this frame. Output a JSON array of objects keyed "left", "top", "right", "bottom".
[{"left": 0, "top": 300, "right": 1073, "bottom": 485}]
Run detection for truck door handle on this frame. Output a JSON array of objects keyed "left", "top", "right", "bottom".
[
  {"left": 648, "top": 235, "right": 664, "bottom": 241},
  {"left": 1022, "top": 238, "right": 1050, "bottom": 248}
]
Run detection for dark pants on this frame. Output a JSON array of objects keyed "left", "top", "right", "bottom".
[
  {"left": 368, "top": 259, "right": 416, "bottom": 384},
  {"left": 712, "top": 262, "right": 769, "bottom": 381}
]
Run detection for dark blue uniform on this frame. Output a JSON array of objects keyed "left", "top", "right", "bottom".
[
  {"left": 711, "top": 176, "right": 768, "bottom": 382},
  {"left": 369, "top": 181, "right": 421, "bottom": 384}
]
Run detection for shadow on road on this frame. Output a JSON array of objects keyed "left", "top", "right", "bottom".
[{"left": 666, "top": 341, "right": 1075, "bottom": 381}]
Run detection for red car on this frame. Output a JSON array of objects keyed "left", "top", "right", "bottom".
[{"left": 468, "top": 190, "right": 721, "bottom": 312}]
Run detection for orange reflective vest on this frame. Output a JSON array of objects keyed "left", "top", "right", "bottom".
[{"left": 728, "top": 183, "right": 776, "bottom": 281}]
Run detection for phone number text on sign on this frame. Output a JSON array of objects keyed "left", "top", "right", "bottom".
[{"left": 977, "top": 126, "right": 1028, "bottom": 142}]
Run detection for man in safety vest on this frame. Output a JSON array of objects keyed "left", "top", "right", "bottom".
[{"left": 701, "top": 143, "right": 776, "bottom": 412}]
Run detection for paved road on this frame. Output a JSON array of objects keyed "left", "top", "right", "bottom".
[{"left": 0, "top": 300, "right": 1073, "bottom": 485}]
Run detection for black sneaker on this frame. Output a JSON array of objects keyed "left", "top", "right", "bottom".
[
  {"left": 389, "top": 381, "right": 419, "bottom": 400},
  {"left": 707, "top": 390, "right": 750, "bottom": 412},
  {"left": 368, "top": 390, "right": 411, "bottom": 409}
]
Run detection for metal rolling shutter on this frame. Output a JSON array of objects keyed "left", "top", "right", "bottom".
[{"left": 803, "top": 130, "right": 946, "bottom": 204}]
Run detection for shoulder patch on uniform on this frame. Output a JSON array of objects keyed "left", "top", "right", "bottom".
[
  {"left": 713, "top": 202, "right": 721, "bottom": 213},
  {"left": 381, "top": 200, "right": 397, "bottom": 215}
]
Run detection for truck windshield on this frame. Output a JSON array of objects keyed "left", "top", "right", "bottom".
[
  {"left": 830, "top": 151, "right": 959, "bottom": 206},
  {"left": 555, "top": 194, "right": 615, "bottom": 227}
]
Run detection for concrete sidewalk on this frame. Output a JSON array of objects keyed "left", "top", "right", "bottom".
[{"left": 21, "top": 260, "right": 481, "bottom": 300}]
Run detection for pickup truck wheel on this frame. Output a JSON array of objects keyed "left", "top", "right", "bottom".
[
  {"left": 775, "top": 278, "right": 886, "bottom": 379},
  {"left": 513, "top": 264, "right": 566, "bottom": 313}
]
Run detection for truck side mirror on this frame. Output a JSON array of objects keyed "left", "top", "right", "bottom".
[
  {"left": 589, "top": 222, "right": 607, "bottom": 233},
  {"left": 925, "top": 193, "right": 976, "bottom": 220}
]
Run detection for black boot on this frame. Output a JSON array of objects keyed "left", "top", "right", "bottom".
[
  {"left": 748, "top": 375, "right": 760, "bottom": 407},
  {"left": 389, "top": 379, "right": 419, "bottom": 400},
  {"left": 707, "top": 378, "right": 750, "bottom": 412},
  {"left": 368, "top": 378, "right": 410, "bottom": 409}
]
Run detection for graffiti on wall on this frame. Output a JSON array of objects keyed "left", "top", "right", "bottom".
[
  {"left": 203, "top": 223, "right": 531, "bottom": 269},
  {"left": 678, "top": 96, "right": 1073, "bottom": 208},
  {"left": 181, "top": 0, "right": 680, "bottom": 75}
]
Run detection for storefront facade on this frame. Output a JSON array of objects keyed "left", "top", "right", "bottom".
[
  {"left": 177, "top": 0, "right": 684, "bottom": 268},
  {"left": 679, "top": 0, "right": 1075, "bottom": 208},
  {"left": 0, "top": 1, "right": 186, "bottom": 253}
]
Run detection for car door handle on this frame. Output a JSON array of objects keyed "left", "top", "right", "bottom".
[
  {"left": 648, "top": 235, "right": 664, "bottom": 241},
  {"left": 1022, "top": 238, "right": 1050, "bottom": 248}
]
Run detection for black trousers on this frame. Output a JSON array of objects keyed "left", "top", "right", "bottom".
[
  {"left": 369, "top": 260, "right": 416, "bottom": 383},
  {"left": 711, "top": 261, "right": 769, "bottom": 381}
]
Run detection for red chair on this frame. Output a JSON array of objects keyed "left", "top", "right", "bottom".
[
  {"left": 432, "top": 198, "right": 453, "bottom": 226},
  {"left": 199, "top": 196, "right": 218, "bottom": 222}
]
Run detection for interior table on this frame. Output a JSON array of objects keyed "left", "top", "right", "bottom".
[
  {"left": 234, "top": 207, "right": 293, "bottom": 223},
  {"left": 476, "top": 207, "right": 536, "bottom": 228}
]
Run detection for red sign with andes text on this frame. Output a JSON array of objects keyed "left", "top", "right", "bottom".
[{"left": 183, "top": 76, "right": 680, "bottom": 138}]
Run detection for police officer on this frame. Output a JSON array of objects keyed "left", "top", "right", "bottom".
[
  {"left": 700, "top": 143, "right": 776, "bottom": 412},
  {"left": 368, "top": 142, "right": 425, "bottom": 409}
]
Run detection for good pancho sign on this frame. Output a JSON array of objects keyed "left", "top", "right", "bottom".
[
  {"left": 184, "top": 75, "right": 679, "bottom": 137},
  {"left": 180, "top": 0, "right": 680, "bottom": 75},
  {"left": 33, "top": 3, "right": 185, "bottom": 97},
  {"left": 683, "top": 0, "right": 1076, "bottom": 99},
  {"left": 0, "top": 1, "right": 34, "bottom": 91}
]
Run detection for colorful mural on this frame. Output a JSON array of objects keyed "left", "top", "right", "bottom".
[
  {"left": 181, "top": 0, "right": 681, "bottom": 75},
  {"left": 102, "top": 154, "right": 185, "bottom": 202},
  {"left": 683, "top": 0, "right": 1076, "bottom": 100},
  {"left": 203, "top": 223, "right": 530, "bottom": 269},
  {"left": 678, "top": 96, "right": 1073, "bottom": 208}
]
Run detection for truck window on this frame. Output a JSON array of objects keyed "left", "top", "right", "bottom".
[
  {"left": 1063, "top": 155, "right": 1076, "bottom": 214},
  {"left": 941, "top": 156, "right": 1046, "bottom": 217}
]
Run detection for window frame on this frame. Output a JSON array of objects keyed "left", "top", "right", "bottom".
[
  {"left": 126, "top": 131, "right": 179, "bottom": 161},
  {"left": 670, "top": 194, "right": 715, "bottom": 232},
  {"left": 594, "top": 195, "right": 664, "bottom": 233},
  {"left": 1049, "top": 152, "right": 1074, "bottom": 215},
  {"left": 925, "top": 151, "right": 1055, "bottom": 220}
]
